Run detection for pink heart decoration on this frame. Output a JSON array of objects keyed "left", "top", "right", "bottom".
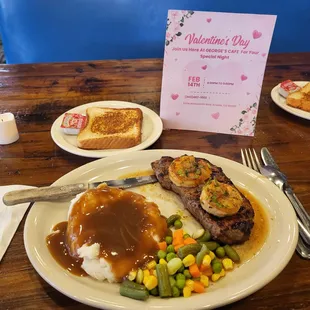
[
  {"left": 262, "top": 53, "right": 267, "bottom": 57},
  {"left": 171, "top": 93, "right": 179, "bottom": 100},
  {"left": 206, "top": 18, "right": 212, "bottom": 23},
  {"left": 252, "top": 30, "right": 262, "bottom": 39},
  {"left": 241, "top": 74, "right": 248, "bottom": 81},
  {"left": 211, "top": 112, "right": 220, "bottom": 120},
  {"left": 246, "top": 92, "right": 251, "bottom": 95},
  {"left": 201, "top": 65, "right": 207, "bottom": 70},
  {"left": 176, "top": 112, "right": 180, "bottom": 116}
]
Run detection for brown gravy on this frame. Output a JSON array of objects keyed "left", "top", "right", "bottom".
[
  {"left": 233, "top": 188, "right": 269, "bottom": 262},
  {"left": 46, "top": 185, "right": 167, "bottom": 281}
]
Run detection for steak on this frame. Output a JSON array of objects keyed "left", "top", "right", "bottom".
[{"left": 151, "top": 156, "right": 254, "bottom": 244}]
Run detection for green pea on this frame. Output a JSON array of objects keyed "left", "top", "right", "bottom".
[
  {"left": 169, "top": 275, "right": 176, "bottom": 287},
  {"left": 150, "top": 287, "right": 159, "bottom": 296},
  {"left": 165, "top": 236, "right": 173, "bottom": 245},
  {"left": 166, "top": 245, "right": 175, "bottom": 253},
  {"left": 183, "top": 233, "right": 191, "bottom": 239},
  {"left": 174, "top": 219, "right": 183, "bottom": 229},
  {"left": 176, "top": 278, "right": 186, "bottom": 290},
  {"left": 157, "top": 250, "right": 167, "bottom": 260},
  {"left": 176, "top": 273, "right": 186, "bottom": 281},
  {"left": 183, "top": 269, "right": 192, "bottom": 279},
  {"left": 212, "top": 262, "right": 223, "bottom": 274},
  {"left": 215, "top": 247, "right": 226, "bottom": 258},
  {"left": 178, "top": 264, "right": 185, "bottom": 273},
  {"left": 172, "top": 286, "right": 180, "bottom": 297},
  {"left": 166, "top": 252, "right": 177, "bottom": 262}
]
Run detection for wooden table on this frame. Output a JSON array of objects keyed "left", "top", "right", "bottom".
[{"left": 0, "top": 53, "right": 310, "bottom": 310}]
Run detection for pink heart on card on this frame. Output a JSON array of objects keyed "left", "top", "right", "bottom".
[
  {"left": 201, "top": 65, "right": 207, "bottom": 70},
  {"left": 206, "top": 18, "right": 212, "bottom": 23},
  {"left": 246, "top": 92, "right": 251, "bottom": 95},
  {"left": 262, "top": 53, "right": 267, "bottom": 57},
  {"left": 241, "top": 74, "right": 248, "bottom": 81},
  {"left": 211, "top": 112, "right": 220, "bottom": 120},
  {"left": 171, "top": 93, "right": 179, "bottom": 100},
  {"left": 252, "top": 30, "right": 262, "bottom": 39},
  {"left": 176, "top": 112, "right": 180, "bottom": 116}
]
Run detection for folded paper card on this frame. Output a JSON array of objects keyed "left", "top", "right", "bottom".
[{"left": 160, "top": 10, "right": 277, "bottom": 136}]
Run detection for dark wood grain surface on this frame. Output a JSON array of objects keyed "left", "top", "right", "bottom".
[{"left": 0, "top": 53, "right": 310, "bottom": 310}]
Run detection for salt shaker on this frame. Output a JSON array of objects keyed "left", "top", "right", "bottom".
[{"left": 0, "top": 112, "right": 19, "bottom": 145}]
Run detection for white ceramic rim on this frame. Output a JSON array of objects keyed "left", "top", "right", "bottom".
[
  {"left": 50, "top": 101, "right": 163, "bottom": 158},
  {"left": 271, "top": 81, "right": 310, "bottom": 120},
  {"left": 24, "top": 149, "right": 298, "bottom": 310}
]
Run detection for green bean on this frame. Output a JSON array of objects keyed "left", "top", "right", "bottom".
[
  {"left": 176, "top": 278, "right": 186, "bottom": 289},
  {"left": 212, "top": 262, "right": 222, "bottom": 274},
  {"left": 166, "top": 228, "right": 173, "bottom": 237},
  {"left": 224, "top": 245, "right": 240, "bottom": 263},
  {"left": 166, "top": 252, "right": 177, "bottom": 262},
  {"left": 183, "top": 269, "right": 192, "bottom": 279},
  {"left": 174, "top": 219, "right": 183, "bottom": 229},
  {"left": 121, "top": 279, "right": 147, "bottom": 291},
  {"left": 172, "top": 286, "right": 180, "bottom": 297},
  {"left": 200, "top": 241, "right": 219, "bottom": 251},
  {"left": 150, "top": 287, "right": 159, "bottom": 296},
  {"left": 157, "top": 250, "right": 166, "bottom": 260},
  {"left": 166, "top": 245, "right": 175, "bottom": 253},
  {"left": 177, "top": 243, "right": 202, "bottom": 259},
  {"left": 196, "top": 230, "right": 211, "bottom": 242},
  {"left": 215, "top": 247, "right": 226, "bottom": 258},
  {"left": 165, "top": 236, "right": 173, "bottom": 245},
  {"left": 156, "top": 264, "right": 172, "bottom": 298},
  {"left": 120, "top": 281, "right": 149, "bottom": 300},
  {"left": 196, "top": 244, "right": 208, "bottom": 266},
  {"left": 167, "top": 214, "right": 181, "bottom": 227}
]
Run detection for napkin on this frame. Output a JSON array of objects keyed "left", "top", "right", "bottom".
[{"left": 0, "top": 185, "right": 35, "bottom": 262}]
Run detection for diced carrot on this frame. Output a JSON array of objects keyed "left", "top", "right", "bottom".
[
  {"left": 184, "top": 237, "right": 197, "bottom": 245},
  {"left": 200, "top": 265, "right": 213, "bottom": 276},
  {"left": 189, "top": 263, "right": 201, "bottom": 278},
  {"left": 193, "top": 281, "right": 205, "bottom": 293},
  {"left": 158, "top": 241, "right": 167, "bottom": 251},
  {"left": 173, "top": 229, "right": 184, "bottom": 246},
  {"left": 174, "top": 243, "right": 184, "bottom": 251}
]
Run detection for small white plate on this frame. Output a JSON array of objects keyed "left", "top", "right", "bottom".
[
  {"left": 51, "top": 101, "right": 163, "bottom": 158},
  {"left": 271, "top": 81, "right": 310, "bottom": 120},
  {"left": 24, "top": 150, "right": 298, "bottom": 310}
]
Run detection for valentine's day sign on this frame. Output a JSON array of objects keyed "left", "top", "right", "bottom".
[{"left": 160, "top": 10, "right": 276, "bottom": 136}]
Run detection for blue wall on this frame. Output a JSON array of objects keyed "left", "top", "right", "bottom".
[{"left": 0, "top": 0, "right": 309, "bottom": 64}]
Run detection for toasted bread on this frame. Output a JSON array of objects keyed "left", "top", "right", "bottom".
[
  {"left": 77, "top": 107, "right": 143, "bottom": 150},
  {"left": 287, "top": 82, "right": 310, "bottom": 112}
]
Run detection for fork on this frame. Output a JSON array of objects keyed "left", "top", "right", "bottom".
[{"left": 241, "top": 148, "right": 310, "bottom": 259}]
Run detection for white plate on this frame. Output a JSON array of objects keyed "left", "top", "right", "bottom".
[
  {"left": 271, "top": 81, "right": 310, "bottom": 120},
  {"left": 24, "top": 150, "right": 298, "bottom": 310},
  {"left": 51, "top": 101, "right": 163, "bottom": 158}
]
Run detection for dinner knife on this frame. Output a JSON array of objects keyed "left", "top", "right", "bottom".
[
  {"left": 261, "top": 147, "right": 310, "bottom": 226},
  {"left": 2, "top": 175, "right": 158, "bottom": 206}
]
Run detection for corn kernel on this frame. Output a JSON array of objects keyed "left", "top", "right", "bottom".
[
  {"left": 200, "top": 275, "right": 209, "bottom": 287},
  {"left": 185, "top": 279, "right": 195, "bottom": 291},
  {"left": 128, "top": 270, "right": 137, "bottom": 281},
  {"left": 143, "top": 269, "right": 150, "bottom": 278},
  {"left": 182, "top": 254, "right": 196, "bottom": 267},
  {"left": 222, "top": 258, "right": 234, "bottom": 271},
  {"left": 146, "top": 260, "right": 157, "bottom": 270},
  {"left": 183, "top": 286, "right": 192, "bottom": 298},
  {"left": 209, "top": 251, "right": 215, "bottom": 260},
  {"left": 144, "top": 275, "right": 158, "bottom": 290},
  {"left": 211, "top": 273, "right": 221, "bottom": 282},
  {"left": 219, "top": 269, "right": 226, "bottom": 277},
  {"left": 159, "top": 258, "right": 167, "bottom": 265},
  {"left": 143, "top": 275, "right": 149, "bottom": 286},
  {"left": 202, "top": 255, "right": 212, "bottom": 267}
]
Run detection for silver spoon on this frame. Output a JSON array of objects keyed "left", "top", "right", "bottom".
[
  {"left": 260, "top": 165, "right": 310, "bottom": 246},
  {"left": 296, "top": 236, "right": 310, "bottom": 259}
]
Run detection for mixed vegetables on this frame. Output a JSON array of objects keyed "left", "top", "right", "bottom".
[{"left": 119, "top": 214, "right": 240, "bottom": 301}]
